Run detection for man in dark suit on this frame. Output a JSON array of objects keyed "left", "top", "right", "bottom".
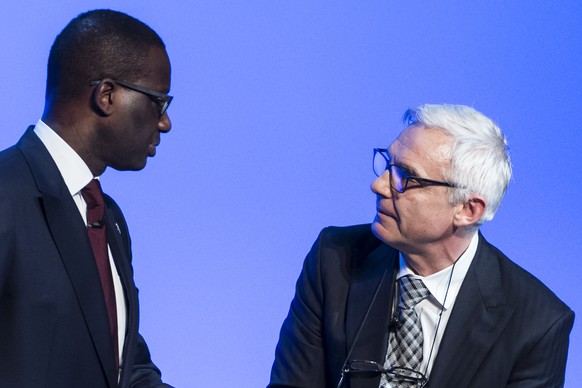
[
  {"left": 269, "top": 104, "right": 574, "bottom": 387},
  {"left": 0, "top": 9, "right": 174, "bottom": 387}
]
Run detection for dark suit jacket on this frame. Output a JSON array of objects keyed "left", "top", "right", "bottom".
[
  {"left": 269, "top": 224, "right": 574, "bottom": 388},
  {"left": 0, "top": 128, "right": 171, "bottom": 387}
]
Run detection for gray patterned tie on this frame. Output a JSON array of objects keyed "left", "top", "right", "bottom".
[{"left": 380, "top": 275, "right": 430, "bottom": 388}]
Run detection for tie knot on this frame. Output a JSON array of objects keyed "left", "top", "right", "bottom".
[
  {"left": 81, "top": 179, "right": 105, "bottom": 225},
  {"left": 398, "top": 275, "right": 430, "bottom": 309},
  {"left": 81, "top": 179, "right": 105, "bottom": 208}
]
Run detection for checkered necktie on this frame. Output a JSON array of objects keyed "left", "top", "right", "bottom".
[{"left": 381, "top": 275, "right": 430, "bottom": 387}]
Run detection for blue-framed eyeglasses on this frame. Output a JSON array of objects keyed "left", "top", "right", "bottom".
[{"left": 373, "top": 148, "right": 456, "bottom": 193}]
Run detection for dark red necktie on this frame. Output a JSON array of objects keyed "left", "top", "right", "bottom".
[{"left": 81, "top": 179, "right": 119, "bottom": 372}]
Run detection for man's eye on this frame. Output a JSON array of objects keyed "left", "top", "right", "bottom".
[{"left": 408, "top": 178, "right": 423, "bottom": 186}]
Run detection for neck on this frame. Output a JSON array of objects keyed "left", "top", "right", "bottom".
[
  {"left": 41, "top": 114, "right": 106, "bottom": 177},
  {"left": 401, "top": 232, "right": 475, "bottom": 276}
]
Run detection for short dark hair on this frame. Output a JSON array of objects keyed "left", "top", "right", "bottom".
[{"left": 46, "top": 9, "right": 165, "bottom": 102}]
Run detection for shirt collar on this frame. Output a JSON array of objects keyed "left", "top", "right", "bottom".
[
  {"left": 397, "top": 232, "right": 479, "bottom": 310},
  {"left": 33, "top": 119, "right": 96, "bottom": 196}
]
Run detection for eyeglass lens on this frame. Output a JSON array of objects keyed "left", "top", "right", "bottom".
[
  {"left": 373, "top": 150, "right": 389, "bottom": 177},
  {"left": 373, "top": 150, "right": 407, "bottom": 193},
  {"left": 158, "top": 99, "right": 169, "bottom": 116}
]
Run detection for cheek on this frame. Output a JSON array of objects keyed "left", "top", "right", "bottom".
[
  {"left": 130, "top": 105, "right": 150, "bottom": 129},
  {"left": 414, "top": 202, "right": 456, "bottom": 235},
  {"left": 396, "top": 196, "right": 449, "bottom": 227}
]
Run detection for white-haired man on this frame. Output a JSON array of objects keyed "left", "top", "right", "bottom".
[{"left": 269, "top": 104, "right": 574, "bottom": 388}]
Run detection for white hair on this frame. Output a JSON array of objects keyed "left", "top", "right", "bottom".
[{"left": 404, "top": 104, "right": 512, "bottom": 225}]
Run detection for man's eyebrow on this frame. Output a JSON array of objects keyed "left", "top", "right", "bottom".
[
  {"left": 398, "top": 162, "right": 418, "bottom": 176},
  {"left": 389, "top": 152, "right": 418, "bottom": 176}
]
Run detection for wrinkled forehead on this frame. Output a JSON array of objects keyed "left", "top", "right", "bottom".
[{"left": 388, "top": 124, "right": 454, "bottom": 170}]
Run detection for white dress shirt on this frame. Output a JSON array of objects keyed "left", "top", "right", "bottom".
[
  {"left": 392, "top": 232, "right": 479, "bottom": 379},
  {"left": 33, "top": 119, "right": 127, "bottom": 371}
]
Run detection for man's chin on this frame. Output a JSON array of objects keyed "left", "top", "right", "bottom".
[
  {"left": 371, "top": 220, "right": 387, "bottom": 242},
  {"left": 371, "top": 220, "right": 398, "bottom": 246},
  {"left": 111, "top": 160, "right": 147, "bottom": 172}
]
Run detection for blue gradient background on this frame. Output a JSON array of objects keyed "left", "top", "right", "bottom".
[{"left": 2, "top": 1, "right": 580, "bottom": 386}]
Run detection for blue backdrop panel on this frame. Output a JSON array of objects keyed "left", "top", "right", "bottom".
[{"left": 1, "top": 1, "right": 580, "bottom": 386}]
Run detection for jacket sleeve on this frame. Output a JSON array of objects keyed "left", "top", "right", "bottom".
[{"left": 129, "top": 333, "right": 174, "bottom": 388}]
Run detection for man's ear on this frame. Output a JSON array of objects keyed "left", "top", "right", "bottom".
[
  {"left": 91, "top": 79, "right": 116, "bottom": 116},
  {"left": 453, "top": 195, "right": 486, "bottom": 228}
]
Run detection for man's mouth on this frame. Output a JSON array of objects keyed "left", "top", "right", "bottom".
[{"left": 148, "top": 144, "right": 157, "bottom": 157}]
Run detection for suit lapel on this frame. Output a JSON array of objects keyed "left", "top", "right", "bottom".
[
  {"left": 104, "top": 205, "right": 134, "bottom": 316},
  {"left": 104, "top": 203, "right": 139, "bottom": 386},
  {"left": 18, "top": 128, "right": 118, "bottom": 387},
  {"left": 427, "top": 235, "right": 515, "bottom": 387},
  {"left": 345, "top": 243, "right": 398, "bottom": 388}
]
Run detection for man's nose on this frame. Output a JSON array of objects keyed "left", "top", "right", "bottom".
[
  {"left": 371, "top": 171, "right": 392, "bottom": 197},
  {"left": 158, "top": 112, "right": 172, "bottom": 133}
]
